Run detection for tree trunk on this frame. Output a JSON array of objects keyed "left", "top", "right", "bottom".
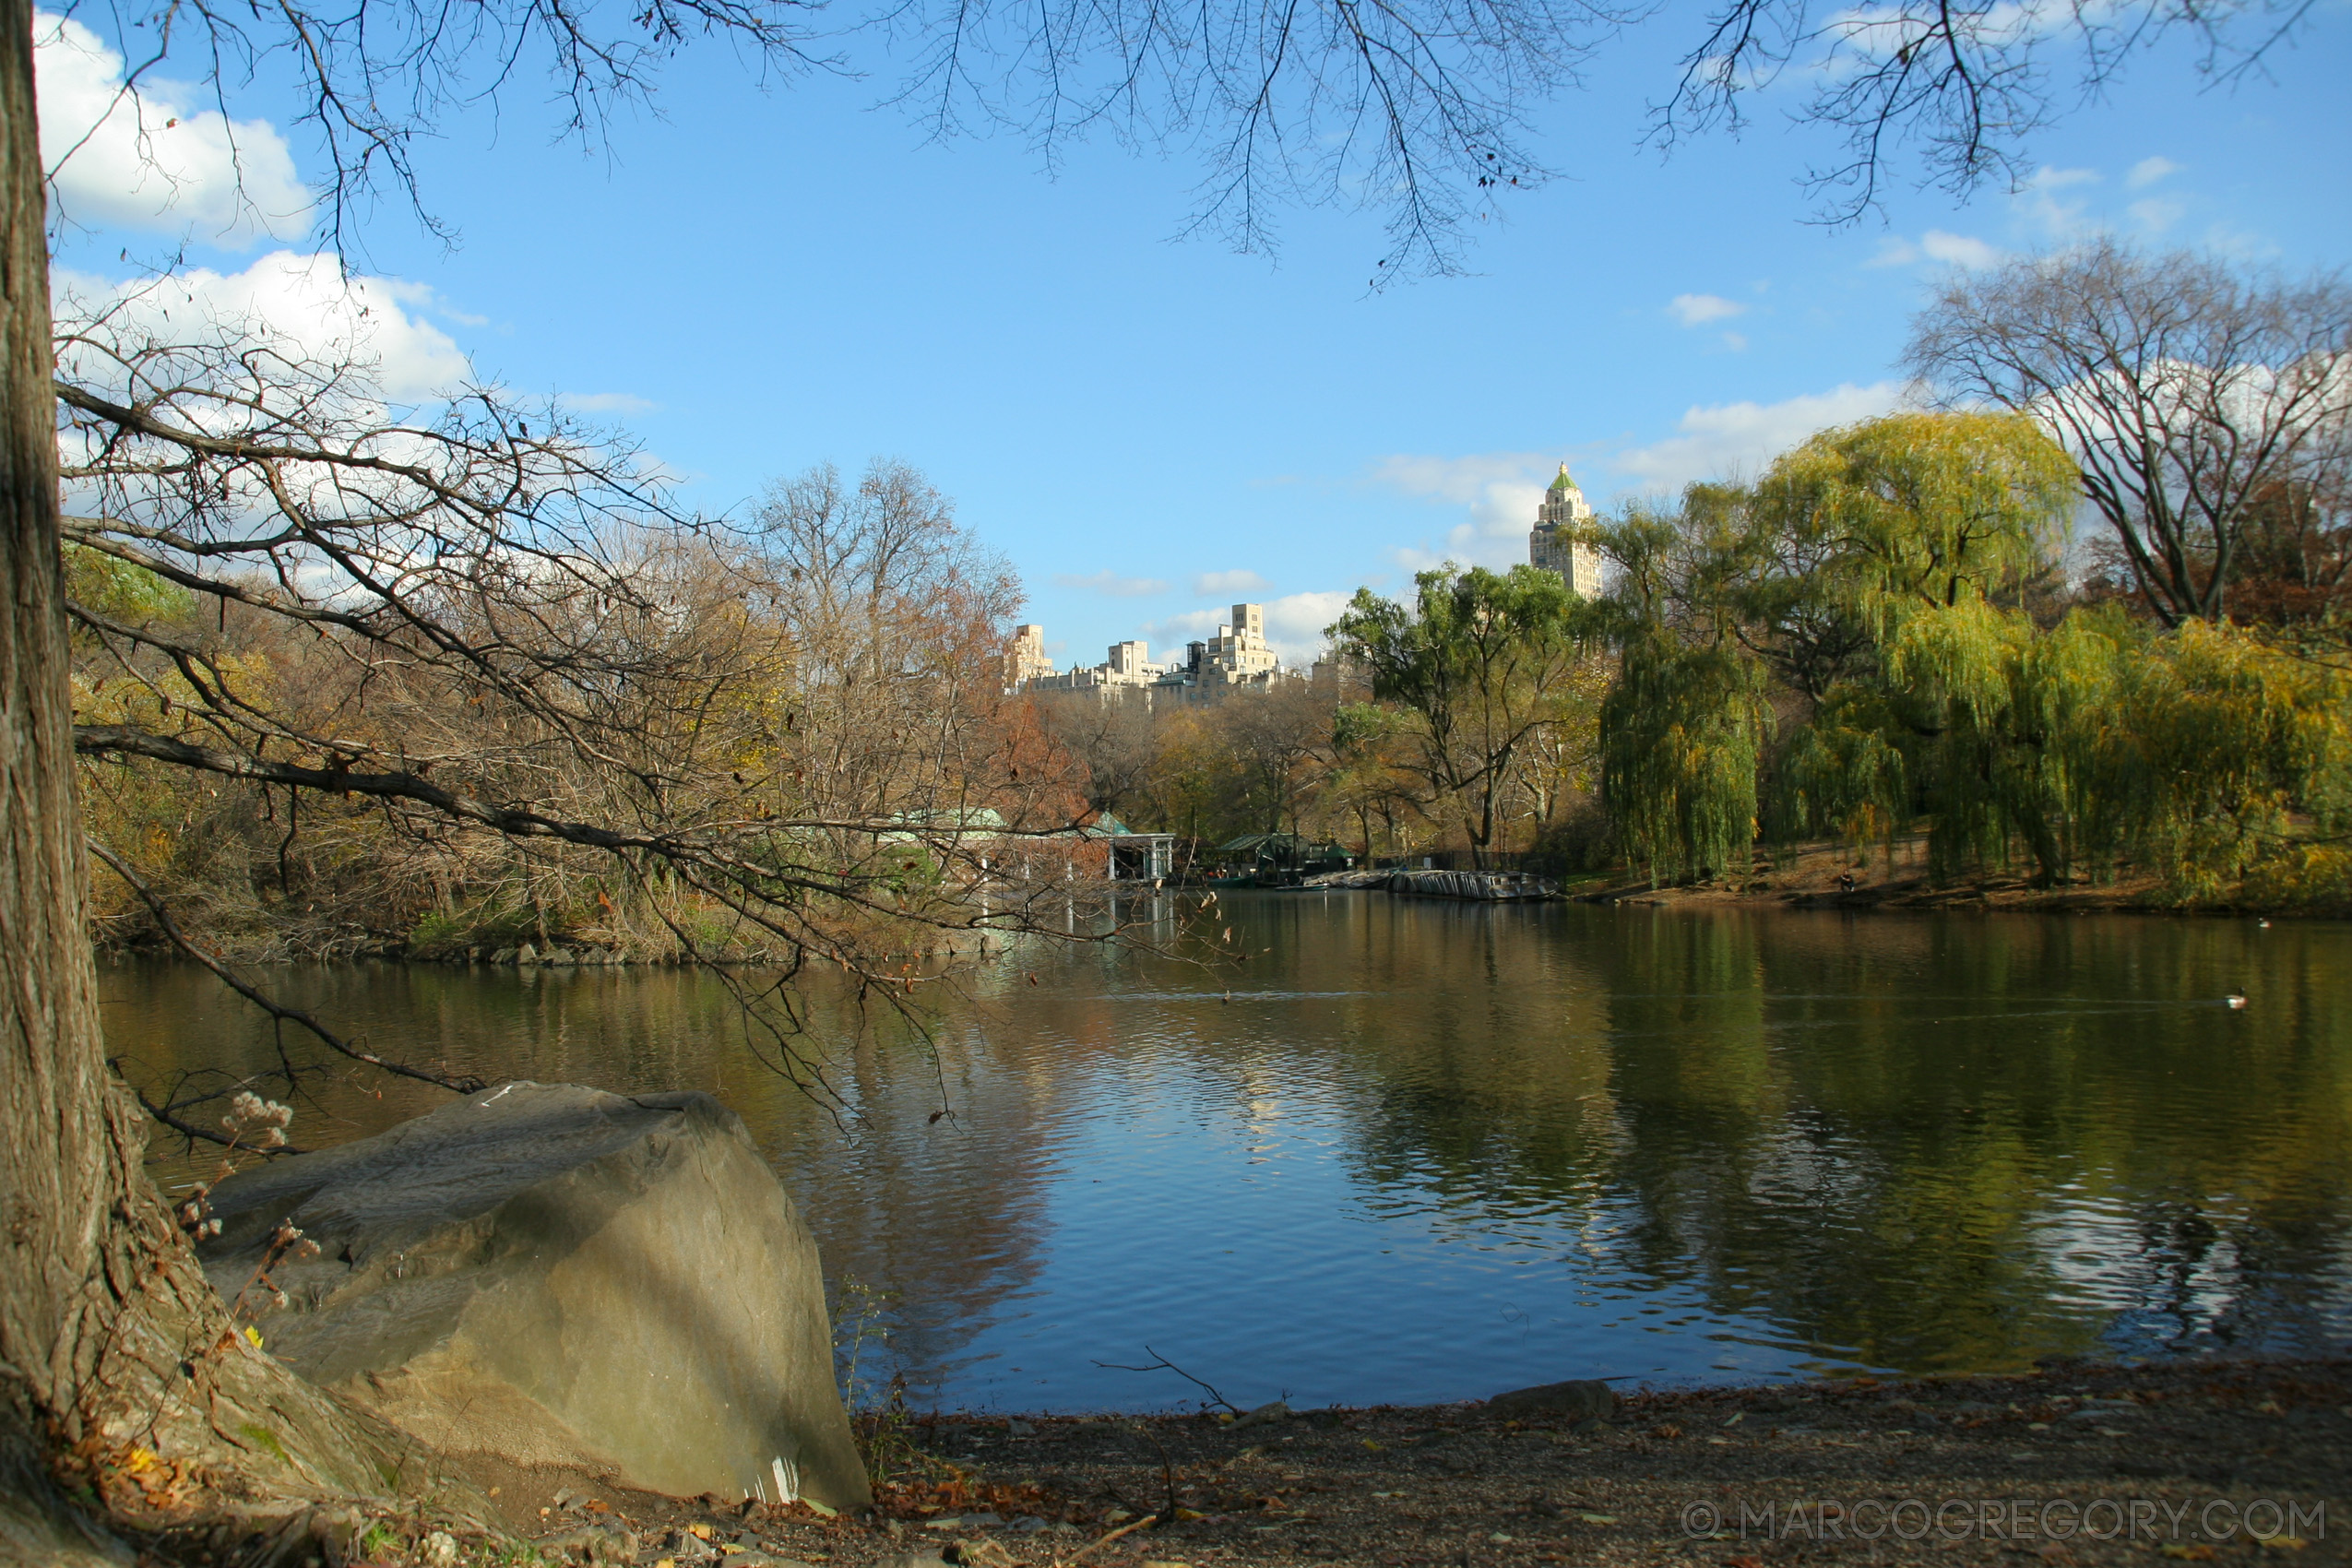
[{"left": 2, "top": 0, "right": 407, "bottom": 1544}]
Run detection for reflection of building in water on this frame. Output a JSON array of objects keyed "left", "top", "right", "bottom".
[
  {"left": 1017, "top": 602, "right": 1302, "bottom": 701},
  {"left": 1529, "top": 464, "right": 1603, "bottom": 596}
]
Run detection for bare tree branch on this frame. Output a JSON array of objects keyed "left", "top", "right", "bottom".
[{"left": 88, "top": 835, "right": 490, "bottom": 1094}]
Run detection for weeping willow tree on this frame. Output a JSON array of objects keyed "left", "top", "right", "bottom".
[
  {"left": 1758, "top": 411, "right": 2080, "bottom": 880},
  {"left": 1588, "top": 487, "right": 1772, "bottom": 883},
  {"left": 1594, "top": 410, "right": 2352, "bottom": 903}
]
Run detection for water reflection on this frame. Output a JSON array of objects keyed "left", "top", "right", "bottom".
[{"left": 101, "top": 898, "right": 2352, "bottom": 1410}]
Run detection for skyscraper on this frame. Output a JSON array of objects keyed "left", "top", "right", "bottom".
[{"left": 1529, "top": 463, "right": 1602, "bottom": 596}]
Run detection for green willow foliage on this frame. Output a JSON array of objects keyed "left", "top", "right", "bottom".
[
  {"left": 1601, "top": 639, "right": 1765, "bottom": 882},
  {"left": 1584, "top": 487, "right": 1770, "bottom": 881},
  {"left": 1596, "top": 411, "right": 2352, "bottom": 903}
]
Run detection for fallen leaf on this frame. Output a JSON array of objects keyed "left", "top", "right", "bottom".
[
  {"left": 1578, "top": 1514, "right": 1618, "bottom": 1526},
  {"left": 243, "top": 1325, "right": 264, "bottom": 1349},
  {"left": 2161, "top": 1547, "right": 2217, "bottom": 1562}
]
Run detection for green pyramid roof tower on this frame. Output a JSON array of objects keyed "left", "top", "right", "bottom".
[{"left": 1547, "top": 462, "right": 1581, "bottom": 494}]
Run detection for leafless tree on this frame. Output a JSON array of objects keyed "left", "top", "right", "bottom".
[
  {"left": 1654, "top": 0, "right": 2321, "bottom": 223},
  {"left": 1906, "top": 241, "right": 2352, "bottom": 626},
  {"left": 1036, "top": 688, "right": 1164, "bottom": 818}
]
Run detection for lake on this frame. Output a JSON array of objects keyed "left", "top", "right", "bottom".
[{"left": 101, "top": 894, "right": 2352, "bottom": 1414}]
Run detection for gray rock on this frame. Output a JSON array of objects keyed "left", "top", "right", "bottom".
[
  {"left": 198, "top": 1082, "right": 869, "bottom": 1512},
  {"left": 1232, "top": 1400, "right": 1290, "bottom": 1430},
  {"left": 1487, "top": 1379, "right": 1617, "bottom": 1422},
  {"left": 491, "top": 947, "right": 517, "bottom": 965},
  {"left": 538, "top": 1523, "right": 637, "bottom": 1563},
  {"left": 517, "top": 942, "right": 540, "bottom": 964}
]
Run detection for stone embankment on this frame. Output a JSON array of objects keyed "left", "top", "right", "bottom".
[
  {"left": 198, "top": 1082, "right": 868, "bottom": 1514},
  {"left": 1385, "top": 869, "right": 1558, "bottom": 901}
]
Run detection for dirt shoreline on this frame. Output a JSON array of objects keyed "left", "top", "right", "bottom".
[{"left": 417, "top": 1356, "right": 2351, "bottom": 1568}]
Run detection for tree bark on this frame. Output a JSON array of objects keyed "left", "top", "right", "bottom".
[{"left": 2, "top": 0, "right": 408, "bottom": 1539}]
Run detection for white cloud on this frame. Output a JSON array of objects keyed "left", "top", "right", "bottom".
[
  {"left": 1869, "top": 230, "right": 2003, "bottom": 269},
  {"left": 1721, "top": 331, "right": 1749, "bottom": 353},
  {"left": 1372, "top": 450, "right": 1558, "bottom": 572},
  {"left": 2018, "top": 166, "right": 2102, "bottom": 239},
  {"left": 54, "top": 251, "right": 471, "bottom": 402},
  {"left": 1191, "top": 568, "right": 1271, "bottom": 597},
  {"left": 1922, "top": 231, "right": 2004, "bottom": 268},
  {"left": 1608, "top": 380, "right": 1909, "bottom": 493},
  {"left": 1259, "top": 590, "right": 1356, "bottom": 663},
  {"left": 2127, "top": 156, "right": 2182, "bottom": 190},
  {"left": 1669, "top": 292, "right": 1748, "bottom": 327},
  {"left": 563, "top": 391, "right": 659, "bottom": 415},
  {"left": 36, "top": 11, "right": 310, "bottom": 244},
  {"left": 2129, "top": 197, "right": 2186, "bottom": 234},
  {"left": 1052, "top": 569, "right": 1170, "bottom": 598},
  {"left": 1372, "top": 450, "right": 1553, "bottom": 505},
  {"left": 1142, "top": 590, "right": 1354, "bottom": 667},
  {"left": 2200, "top": 221, "right": 2281, "bottom": 262}
]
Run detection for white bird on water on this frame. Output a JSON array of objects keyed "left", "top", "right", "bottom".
[{"left": 2227, "top": 992, "right": 2249, "bottom": 1009}]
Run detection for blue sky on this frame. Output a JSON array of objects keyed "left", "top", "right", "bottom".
[{"left": 38, "top": 2, "right": 2352, "bottom": 666}]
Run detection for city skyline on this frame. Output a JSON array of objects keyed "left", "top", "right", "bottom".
[{"left": 1020, "top": 468, "right": 1607, "bottom": 681}]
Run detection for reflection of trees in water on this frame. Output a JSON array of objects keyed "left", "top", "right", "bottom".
[
  {"left": 762, "top": 990, "right": 1064, "bottom": 1407},
  {"left": 1312, "top": 905, "right": 2352, "bottom": 1373},
  {"left": 104, "top": 906, "right": 2352, "bottom": 1395}
]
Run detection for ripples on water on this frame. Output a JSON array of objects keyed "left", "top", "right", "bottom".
[{"left": 102, "top": 897, "right": 2352, "bottom": 1412}]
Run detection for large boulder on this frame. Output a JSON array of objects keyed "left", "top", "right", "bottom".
[{"left": 197, "top": 1083, "right": 869, "bottom": 1511}]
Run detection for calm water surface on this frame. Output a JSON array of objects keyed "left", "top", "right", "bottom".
[{"left": 101, "top": 897, "right": 2352, "bottom": 1412}]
